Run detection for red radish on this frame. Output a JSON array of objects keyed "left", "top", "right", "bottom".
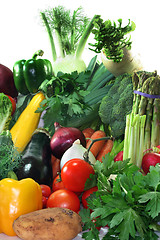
[
  {"left": 50, "top": 122, "right": 86, "bottom": 159},
  {"left": 142, "top": 152, "right": 160, "bottom": 174},
  {"left": 114, "top": 151, "right": 123, "bottom": 162}
]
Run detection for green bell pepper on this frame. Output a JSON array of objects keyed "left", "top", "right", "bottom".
[{"left": 13, "top": 50, "right": 53, "bottom": 94}]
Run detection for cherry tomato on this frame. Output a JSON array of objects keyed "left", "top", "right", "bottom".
[
  {"left": 52, "top": 175, "right": 65, "bottom": 192},
  {"left": 40, "top": 184, "right": 52, "bottom": 198},
  {"left": 47, "top": 189, "right": 80, "bottom": 212},
  {"left": 61, "top": 158, "right": 95, "bottom": 192},
  {"left": 6, "top": 94, "right": 16, "bottom": 115},
  {"left": 42, "top": 196, "right": 48, "bottom": 208},
  {"left": 82, "top": 186, "right": 98, "bottom": 209}
]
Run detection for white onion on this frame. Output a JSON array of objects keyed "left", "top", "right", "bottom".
[{"left": 60, "top": 139, "right": 96, "bottom": 169}]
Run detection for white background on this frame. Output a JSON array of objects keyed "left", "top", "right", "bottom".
[{"left": 0, "top": 0, "right": 160, "bottom": 72}]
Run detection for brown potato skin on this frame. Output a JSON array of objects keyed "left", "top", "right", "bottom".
[{"left": 13, "top": 207, "right": 82, "bottom": 240}]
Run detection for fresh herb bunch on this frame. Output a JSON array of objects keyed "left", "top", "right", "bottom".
[
  {"left": 36, "top": 56, "right": 115, "bottom": 135},
  {"left": 37, "top": 71, "right": 91, "bottom": 133},
  {"left": 0, "top": 131, "right": 22, "bottom": 180},
  {"left": 80, "top": 154, "right": 160, "bottom": 240},
  {"left": 89, "top": 18, "right": 136, "bottom": 62}
]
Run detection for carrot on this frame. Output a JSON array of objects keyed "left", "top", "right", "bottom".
[
  {"left": 86, "top": 130, "right": 106, "bottom": 157},
  {"left": 82, "top": 128, "right": 95, "bottom": 143},
  {"left": 97, "top": 139, "right": 114, "bottom": 162},
  {"left": 51, "top": 155, "right": 61, "bottom": 180}
]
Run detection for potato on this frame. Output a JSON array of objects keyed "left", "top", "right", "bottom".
[{"left": 13, "top": 207, "right": 83, "bottom": 240}]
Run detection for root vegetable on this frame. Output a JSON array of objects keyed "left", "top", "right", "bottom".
[{"left": 13, "top": 207, "right": 82, "bottom": 240}]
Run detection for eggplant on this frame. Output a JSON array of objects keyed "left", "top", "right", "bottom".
[{"left": 16, "top": 129, "right": 53, "bottom": 185}]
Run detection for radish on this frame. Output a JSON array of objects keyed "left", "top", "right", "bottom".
[{"left": 142, "top": 152, "right": 160, "bottom": 174}]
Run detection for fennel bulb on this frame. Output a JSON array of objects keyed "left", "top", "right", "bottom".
[{"left": 52, "top": 54, "right": 86, "bottom": 75}]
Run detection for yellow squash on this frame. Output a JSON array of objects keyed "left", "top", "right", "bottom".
[
  {"left": 0, "top": 178, "right": 42, "bottom": 236},
  {"left": 10, "top": 91, "right": 45, "bottom": 153}
]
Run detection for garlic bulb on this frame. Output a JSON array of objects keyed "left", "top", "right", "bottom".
[{"left": 60, "top": 139, "right": 96, "bottom": 169}]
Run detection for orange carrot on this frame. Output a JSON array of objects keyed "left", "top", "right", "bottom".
[
  {"left": 51, "top": 155, "right": 61, "bottom": 180},
  {"left": 97, "top": 139, "right": 114, "bottom": 162},
  {"left": 82, "top": 128, "right": 95, "bottom": 143},
  {"left": 86, "top": 130, "right": 106, "bottom": 157}
]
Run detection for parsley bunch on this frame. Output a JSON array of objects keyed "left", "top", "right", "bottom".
[
  {"left": 80, "top": 154, "right": 160, "bottom": 240},
  {"left": 37, "top": 71, "right": 91, "bottom": 134}
]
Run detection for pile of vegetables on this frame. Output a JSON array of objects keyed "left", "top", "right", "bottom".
[{"left": 1, "top": 4, "right": 160, "bottom": 240}]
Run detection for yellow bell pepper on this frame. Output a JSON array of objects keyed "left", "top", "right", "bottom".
[{"left": 0, "top": 178, "right": 42, "bottom": 236}]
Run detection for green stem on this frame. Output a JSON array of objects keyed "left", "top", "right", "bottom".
[
  {"left": 136, "top": 115, "right": 146, "bottom": 168},
  {"left": 151, "top": 98, "right": 160, "bottom": 147},
  {"left": 40, "top": 12, "right": 57, "bottom": 62},
  {"left": 75, "top": 14, "right": 100, "bottom": 59},
  {"left": 123, "top": 114, "right": 131, "bottom": 160},
  {"left": 32, "top": 49, "right": 44, "bottom": 59},
  {"left": 70, "top": 10, "right": 76, "bottom": 53},
  {"left": 52, "top": 8, "right": 65, "bottom": 58},
  {"left": 7, "top": 171, "right": 18, "bottom": 180},
  {"left": 83, "top": 136, "right": 114, "bottom": 162}
]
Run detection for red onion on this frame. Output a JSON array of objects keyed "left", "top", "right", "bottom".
[{"left": 50, "top": 122, "right": 86, "bottom": 159}]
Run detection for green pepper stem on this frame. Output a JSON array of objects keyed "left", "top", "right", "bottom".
[{"left": 32, "top": 50, "right": 44, "bottom": 59}]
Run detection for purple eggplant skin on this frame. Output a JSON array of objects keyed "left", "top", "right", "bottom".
[{"left": 0, "top": 64, "right": 18, "bottom": 98}]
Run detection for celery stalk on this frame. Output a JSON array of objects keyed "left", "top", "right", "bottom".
[{"left": 123, "top": 114, "right": 131, "bottom": 160}]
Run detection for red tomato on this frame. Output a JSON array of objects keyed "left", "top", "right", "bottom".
[
  {"left": 82, "top": 186, "right": 98, "bottom": 209},
  {"left": 42, "top": 196, "right": 48, "bottom": 208},
  {"left": 47, "top": 189, "right": 80, "bottom": 212},
  {"left": 52, "top": 175, "right": 65, "bottom": 192},
  {"left": 40, "top": 184, "right": 52, "bottom": 198},
  {"left": 6, "top": 95, "right": 16, "bottom": 115},
  {"left": 114, "top": 151, "right": 123, "bottom": 162},
  {"left": 61, "top": 159, "right": 95, "bottom": 192}
]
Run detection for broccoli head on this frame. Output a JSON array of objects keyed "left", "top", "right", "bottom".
[
  {"left": 0, "top": 93, "right": 12, "bottom": 134},
  {"left": 99, "top": 73, "right": 133, "bottom": 138}
]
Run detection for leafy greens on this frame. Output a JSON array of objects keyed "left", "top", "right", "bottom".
[
  {"left": 89, "top": 18, "right": 136, "bottom": 63},
  {"left": 79, "top": 154, "right": 160, "bottom": 240}
]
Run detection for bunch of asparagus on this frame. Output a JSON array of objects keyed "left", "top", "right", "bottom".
[{"left": 123, "top": 70, "right": 160, "bottom": 168}]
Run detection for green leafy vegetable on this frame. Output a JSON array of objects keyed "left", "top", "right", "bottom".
[
  {"left": 89, "top": 18, "right": 136, "bottom": 62},
  {"left": 0, "top": 93, "right": 12, "bottom": 134},
  {"left": 79, "top": 155, "right": 160, "bottom": 240},
  {"left": 37, "top": 57, "right": 115, "bottom": 135},
  {"left": 0, "top": 131, "right": 22, "bottom": 180}
]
